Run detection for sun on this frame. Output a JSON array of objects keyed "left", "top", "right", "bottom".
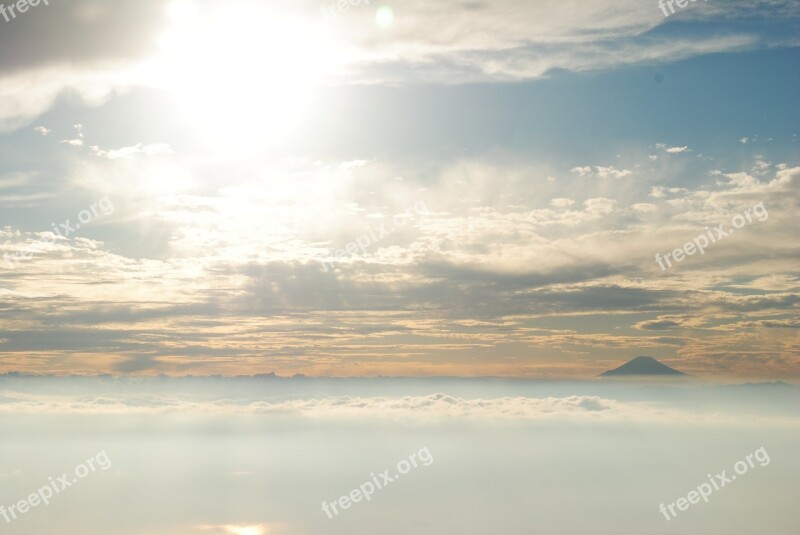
[{"left": 153, "top": 1, "right": 342, "bottom": 153}]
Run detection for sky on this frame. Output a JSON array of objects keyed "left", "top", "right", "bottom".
[{"left": 0, "top": 0, "right": 799, "bottom": 380}]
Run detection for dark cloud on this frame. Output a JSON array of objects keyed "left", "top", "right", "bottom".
[
  {"left": 635, "top": 320, "right": 681, "bottom": 330},
  {"left": 0, "top": 0, "right": 167, "bottom": 75}
]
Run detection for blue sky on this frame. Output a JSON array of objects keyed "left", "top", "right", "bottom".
[{"left": 0, "top": 0, "right": 798, "bottom": 379}]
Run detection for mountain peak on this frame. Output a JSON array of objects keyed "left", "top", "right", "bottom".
[{"left": 600, "top": 356, "right": 685, "bottom": 377}]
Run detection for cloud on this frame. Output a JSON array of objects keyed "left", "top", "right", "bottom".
[
  {"left": 0, "top": 149, "right": 797, "bottom": 379},
  {"left": 571, "top": 166, "right": 632, "bottom": 179},
  {"left": 583, "top": 197, "right": 617, "bottom": 215},
  {"left": 90, "top": 143, "right": 172, "bottom": 160},
  {"left": 336, "top": 0, "right": 780, "bottom": 84},
  {"left": 649, "top": 186, "right": 689, "bottom": 198},
  {"left": 197, "top": 524, "right": 288, "bottom": 535},
  {"left": 1, "top": 0, "right": 797, "bottom": 131},
  {"left": 665, "top": 146, "right": 691, "bottom": 153},
  {"left": 0, "top": 59, "right": 144, "bottom": 132},
  {"left": 59, "top": 123, "right": 85, "bottom": 146},
  {"left": 571, "top": 166, "right": 593, "bottom": 177},
  {"left": 3, "top": 390, "right": 799, "bottom": 426},
  {"left": 635, "top": 319, "right": 682, "bottom": 331},
  {"left": 60, "top": 138, "right": 85, "bottom": 147},
  {"left": 0, "top": 391, "right": 713, "bottom": 420},
  {"left": 631, "top": 203, "right": 657, "bottom": 213},
  {"left": 595, "top": 166, "right": 632, "bottom": 179},
  {"left": 550, "top": 198, "right": 576, "bottom": 208},
  {"left": 0, "top": 172, "right": 33, "bottom": 190}
]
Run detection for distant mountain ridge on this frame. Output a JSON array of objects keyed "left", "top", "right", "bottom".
[{"left": 601, "top": 356, "right": 685, "bottom": 377}]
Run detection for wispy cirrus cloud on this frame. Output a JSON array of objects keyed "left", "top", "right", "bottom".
[{"left": 1, "top": 0, "right": 798, "bottom": 129}]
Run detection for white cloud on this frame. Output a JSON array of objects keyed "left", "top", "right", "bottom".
[
  {"left": 60, "top": 139, "right": 84, "bottom": 147},
  {"left": 338, "top": 1, "right": 767, "bottom": 84},
  {"left": 631, "top": 203, "right": 657, "bottom": 213},
  {"left": 0, "top": 172, "right": 33, "bottom": 190},
  {"left": 752, "top": 159, "right": 771, "bottom": 175},
  {"left": 550, "top": 198, "right": 575, "bottom": 208},
  {"left": 339, "top": 160, "right": 370, "bottom": 170},
  {"left": 583, "top": 197, "right": 617, "bottom": 215},
  {"left": 3, "top": 392, "right": 798, "bottom": 425},
  {"left": 571, "top": 166, "right": 631, "bottom": 179},
  {"left": 649, "top": 186, "right": 689, "bottom": 198},
  {"left": 59, "top": 123, "right": 86, "bottom": 147},
  {"left": 570, "top": 166, "right": 593, "bottom": 177},
  {"left": 663, "top": 145, "right": 691, "bottom": 154},
  {"left": 595, "top": 166, "right": 632, "bottom": 179},
  {"left": 90, "top": 143, "right": 172, "bottom": 160},
  {"left": 197, "top": 524, "right": 288, "bottom": 535}
]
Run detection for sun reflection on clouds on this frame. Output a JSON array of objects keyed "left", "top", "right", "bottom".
[
  {"left": 166, "top": 0, "right": 198, "bottom": 23},
  {"left": 225, "top": 527, "right": 263, "bottom": 535},
  {"left": 197, "top": 523, "right": 283, "bottom": 535}
]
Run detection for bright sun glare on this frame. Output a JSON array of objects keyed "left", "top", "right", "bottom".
[
  {"left": 230, "top": 527, "right": 264, "bottom": 535},
  {"left": 155, "top": 1, "right": 341, "bottom": 151}
]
